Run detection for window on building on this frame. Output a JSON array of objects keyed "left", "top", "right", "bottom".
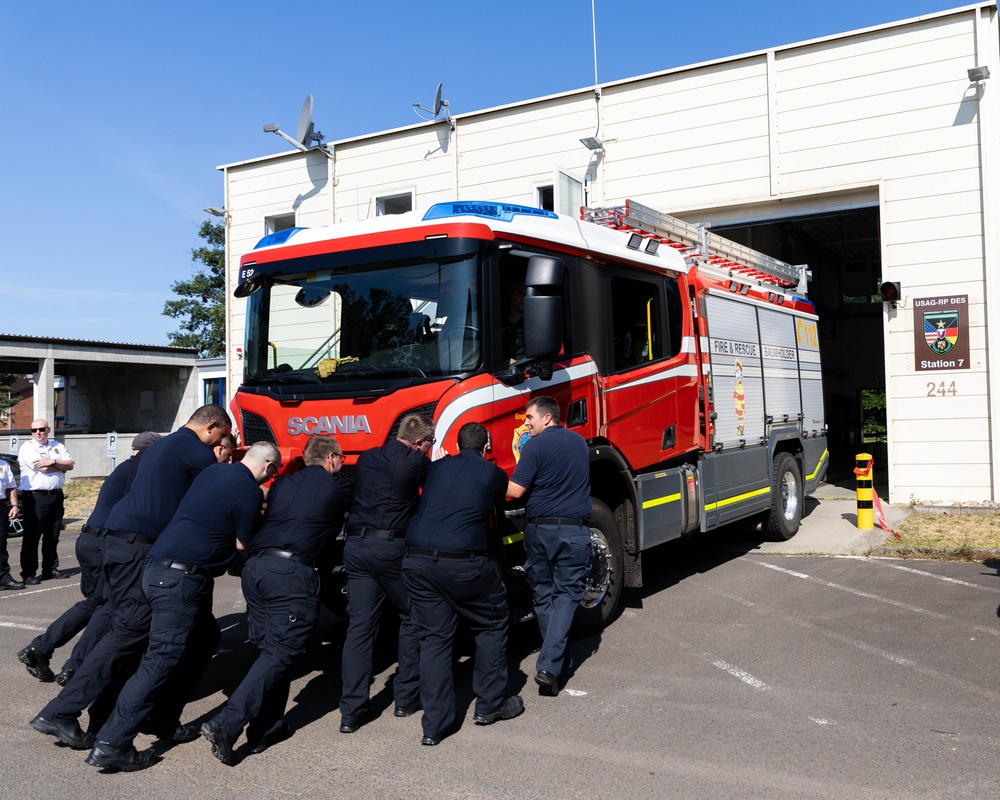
[
  {"left": 536, "top": 185, "right": 554, "bottom": 211},
  {"left": 265, "top": 213, "right": 296, "bottom": 235},
  {"left": 376, "top": 192, "right": 414, "bottom": 216},
  {"left": 203, "top": 377, "right": 226, "bottom": 406}
]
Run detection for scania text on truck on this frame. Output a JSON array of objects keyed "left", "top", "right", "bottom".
[{"left": 231, "top": 199, "right": 828, "bottom": 632}]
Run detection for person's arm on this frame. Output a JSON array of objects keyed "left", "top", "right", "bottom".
[
  {"left": 5, "top": 486, "right": 16, "bottom": 520},
  {"left": 49, "top": 455, "right": 74, "bottom": 473},
  {"left": 506, "top": 481, "right": 527, "bottom": 499}
]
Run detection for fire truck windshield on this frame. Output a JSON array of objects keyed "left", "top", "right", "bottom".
[{"left": 242, "top": 254, "right": 482, "bottom": 385}]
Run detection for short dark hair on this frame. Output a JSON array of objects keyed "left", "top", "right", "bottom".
[
  {"left": 188, "top": 404, "right": 231, "bottom": 428},
  {"left": 457, "top": 422, "right": 488, "bottom": 452},
  {"left": 304, "top": 435, "right": 341, "bottom": 465},
  {"left": 526, "top": 395, "right": 560, "bottom": 423},
  {"left": 219, "top": 433, "right": 237, "bottom": 449},
  {"left": 398, "top": 413, "right": 435, "bottom": 444}
]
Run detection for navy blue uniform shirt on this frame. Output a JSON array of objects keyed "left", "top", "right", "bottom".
[
  {"left": 250, "top": 464, "right": 353, "bottom": 558},
  {"left": 348, "top": 439, "right": 429, "bottom": 531},
  {"left": 510, "top": 425, "right": 591, "bottom": 520},
  {"left": 149, "top": 462, "right": 263, "bottom": 573},
  {"left": 105, "top": 427, "right": 216, "bottom": 538},
  {"left": 86, "top": 458, "right": 132, "bottom": 530},
  {"left": 405, "top": 448, "right": 508, "bottom": 552}
]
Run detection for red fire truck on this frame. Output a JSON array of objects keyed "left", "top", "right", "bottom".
[{"left": 231, "top": 199, "right": 827, "bottom": 631}]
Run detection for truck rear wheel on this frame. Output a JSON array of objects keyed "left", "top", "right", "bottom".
[
  {"left": 572, "top": 499, "right": 624, "bottom": 636},
  {"left": 765, "top": 452, "right": 803, "bottom": 541}
]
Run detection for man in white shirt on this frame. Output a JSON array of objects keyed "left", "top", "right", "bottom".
[
  {"left": 17, "top": 419, "right": 74, "bottom": 585},
  {"left": 0, "top": 458, "right": 22, "bottom": 590}
]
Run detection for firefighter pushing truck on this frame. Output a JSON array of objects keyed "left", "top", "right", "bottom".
[{"left": 231, "top": 199, "right": 828, "bottom": 632}]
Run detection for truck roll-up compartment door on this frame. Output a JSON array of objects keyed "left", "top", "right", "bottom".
[{"left": 635, "top": 464, "right": 698, "bottom": 549}]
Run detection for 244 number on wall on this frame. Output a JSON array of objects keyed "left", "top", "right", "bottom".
[{"left": 926, "top": 381, "right": 957, "bottom": 397}]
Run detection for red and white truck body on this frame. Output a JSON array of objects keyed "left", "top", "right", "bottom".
[{"left": 231, "top": 199, "right": 828, "bottom": 628}]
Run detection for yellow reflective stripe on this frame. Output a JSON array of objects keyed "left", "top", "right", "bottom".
[
  {"left": 704, "top": 486, "right": 770, "bottom": 512},
  {"left": 501, "top": 531, "right": 525, "bottom": 546},
  {"left": 642, "top": 492, "right": 681, "bottom": 510},
  {"left": 805, "top": 449, "right": 829, "bottom": 481}
]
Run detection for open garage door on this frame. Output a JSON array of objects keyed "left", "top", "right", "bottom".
[{"left": 713, "top": 205, "right": 885, "bottom": 486}]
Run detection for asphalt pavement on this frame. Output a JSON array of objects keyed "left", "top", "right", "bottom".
[{"left": 2, "top": 485, "right": 994, "bottom": 800}]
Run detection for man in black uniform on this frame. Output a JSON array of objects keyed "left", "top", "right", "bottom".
[
  {"left": 201, "top": 435, "right": 352, "bottom": 765},
  {"left": 339, "top": 413, "right": 435, "bottom": 733},
  {"left": 402, "top": 422, "right": 524, "bottom": 746},
  {"left": 30, "top": 405, "right": 231, "bottom": 751},
  {"left": 84, "top": 441, "right": 279, "bottom": 771},
  {"left": 507, "top": 396, "right": 591, "bottom": 697},
  {"left": 18, "top": 431, "right": 162, "bottom": 685}
]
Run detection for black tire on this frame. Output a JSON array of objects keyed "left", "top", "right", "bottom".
[
  {"left": 572, "top": 499, "right": 624, "bottom": 636},
  {"left": 765, "top": 452, "right": 803, "bottom": 541}
]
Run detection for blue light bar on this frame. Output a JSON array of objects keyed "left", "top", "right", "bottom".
[
  {"left": 253, "top": 227, "right": 307, "bottom": 250},
  {"left": 423, "top": 202, "right": 558, "bottom": 223}
]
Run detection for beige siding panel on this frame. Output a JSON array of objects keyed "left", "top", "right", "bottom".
[
  {"left": 884, "top": 187, "right": 984, "bottom": 220},
  {"left": 886, "top": 168, "right": 983, "bottom": 201},
  {"left": 775, "top": 15, "right": 974, "bottom": 88},
  {"left": 779, "top": 93, "right": 980, "bottom": 154},
  {"left": 780, "top": 132, "right": 979, "bottom": 181},
  {"left": 606, "top": 58, "right": 768, "bottom": 105},
  {"left": 891, "top": 465, "right": 991, "bottom": 502},
  {"left": 884, "top": 235, "right": 983, "bottom": 268},
  {"left": 778, "top": 58, "right": 973, "bottom": 115}
]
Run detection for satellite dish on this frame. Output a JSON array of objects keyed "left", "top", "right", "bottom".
[
  {"left": 432, "top": 83, "right": 443, "bottom": 117},
  {"left": 296, "top": 94, "right": 315, "bottom": 146}
]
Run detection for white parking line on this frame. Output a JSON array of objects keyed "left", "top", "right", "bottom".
[
  {"left": 749, "top": 560, "right": 1000, "bottom": 638},
  {"left": 0, "top": 583, "right": 80, "bottom": 601},
  {"left": 848, "top": 557, "right": 1000, "bottom": 591},
  {"left": 712, "top": 660, "right": 771, "bottom": 691},
  {"left": 0, "top": 621, "right": 45, "bottom": 631}
]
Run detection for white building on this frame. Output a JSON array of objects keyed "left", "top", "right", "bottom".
[{"left": 218, "top": 2, "right": 999, "bottom": 505}]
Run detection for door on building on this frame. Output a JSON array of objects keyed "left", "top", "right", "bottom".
[{"left": 714, "top": 205, "right": 884, "bottom": 485}]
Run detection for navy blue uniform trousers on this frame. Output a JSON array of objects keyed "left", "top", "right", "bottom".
[
  {"left": 524, "top": 521, "right": 590, "bottom": 678},
  {"left": 30, "top": 528, "right": 110, "bottom": 672},
  {"left": 96, "top": 563, "right": 219, "bottom": 747},
  {"left": 402, "top": 552, "right": 509, "bottom": 738},
  {"left": 212, "top": 554, "right": 320, "bottom": 742},
  {"left": 40, "top": 533, "right": 153, "bottom": 725},
  {"left": 340, "top": 535, "right": 419, "bottom": 721}
]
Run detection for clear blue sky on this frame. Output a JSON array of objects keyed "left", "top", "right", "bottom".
[{"left": 0, "top": 0, "right": 973, "bottom": 346}]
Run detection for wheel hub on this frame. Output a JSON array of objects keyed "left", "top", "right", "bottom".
[{"left": 580, "top": 527, "right": 613, "bottom": 609}]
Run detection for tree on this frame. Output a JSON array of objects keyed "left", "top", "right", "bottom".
[
  {"left": 163, "top": 219, "right": 226, "bottom": 357},
  {"left": 0, "top": 373, "right": 20, "bottom": 423}
]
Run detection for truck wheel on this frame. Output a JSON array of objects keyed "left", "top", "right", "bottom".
[
  {"left": 572, "top": 499, "right": 624, "bottom": 636},
  {"left": 765, "top": 452, "right": 803, "bottom": 541}
]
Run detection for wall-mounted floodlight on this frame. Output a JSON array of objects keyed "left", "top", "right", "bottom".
[
  {"left": 203, "top": 207, "right": 226, "bottom": 217},
  {"left": 969, "top": 65, "right": 990, "bottom": 82},
  {"left": 580, "top": 136, "right": 604, "bottom": 151}
]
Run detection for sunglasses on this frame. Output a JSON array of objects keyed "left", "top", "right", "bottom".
[{"left": 30, "top": 427, "right": 48, "bottom": 433}]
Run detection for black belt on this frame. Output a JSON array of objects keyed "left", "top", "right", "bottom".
[
  {"left": 528, "top": 517, "right": 589, "bottom": 527},
  {"left": 106, "top": 529, "right": 157, "bottom": 546},
  {"left": 251, "top": 548, "right": 316, "bottom": 567},
  {"left": 146, "top": 557, "right": 209, "bottom": 577},
  {"left": 23, "top": 489, "right": 63, "bottom": 496},
  {"left": 407, "top": 546, "right": 488, "bottom": 560},
  {"left": 81, "top": 524, "right": 106, "bottom": 536},
  {"left": 346, "top": 527, "right": 405, "bottom": 540}
]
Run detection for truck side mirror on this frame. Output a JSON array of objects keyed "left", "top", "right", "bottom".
[{"left": 524, "top": 255, "right": 564, "bottom": 360}]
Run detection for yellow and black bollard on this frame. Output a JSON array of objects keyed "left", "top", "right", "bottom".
[{"left": 854, "top": 453, "right": 874, "bottom": 530}]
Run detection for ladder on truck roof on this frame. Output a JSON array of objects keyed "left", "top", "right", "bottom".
[{"left": 582, "top": 199, "right": 811, "bottom": 295}]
